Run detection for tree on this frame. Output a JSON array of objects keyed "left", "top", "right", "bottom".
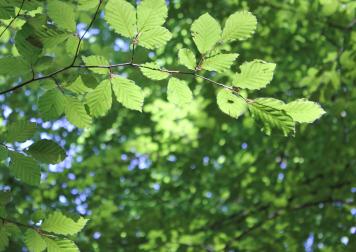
[{"left": 0, "top": 0, "right": 355, "bottom": 251}]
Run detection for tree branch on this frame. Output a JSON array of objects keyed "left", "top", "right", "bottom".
[{"left": 0, "top": 216, "right": 68, "bottom": 239}]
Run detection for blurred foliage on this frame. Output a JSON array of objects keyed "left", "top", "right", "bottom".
[{"left": 0, "top": 0, "right": 355, "bottom": 251}]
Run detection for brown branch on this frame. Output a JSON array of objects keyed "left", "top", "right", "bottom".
[{"left": 0, "top": 0, "right": 25, "bottom": 39}]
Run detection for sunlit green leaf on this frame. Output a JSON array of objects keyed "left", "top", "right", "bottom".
[
  {"left": 234, "top": 60, "right": 276, "bottom": 90},
  {"left": 217, "top": 89, "right": 247, "bottom": 118},
  {"left": 111, "top": 76, "right": 144, "bottom": 111},
  {"left": 167, "top": 78, "right": 193, "bottom": 106},
  {"left": 86, "top": 79, "right": 113, "bottom": 117},
  {"left": 222, "top": 11, "right": 257, "bottom": 42},
  {"left": 105, "top": 0, "right": 137, "bottom": 38},
  {"left": 191, "top": 13, "right": 221, "bottom": 54}
]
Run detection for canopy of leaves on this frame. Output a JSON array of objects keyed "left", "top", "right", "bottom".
[{"left": 0, "top": 0, "right": 354, "bottom": 251}]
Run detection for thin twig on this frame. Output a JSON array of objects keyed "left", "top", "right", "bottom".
[
  {"left": 0, "top": 0, "right": 25, "bottom": 39},
  {"left": 0, "top": 0, "right": 103, "bottom": 95}
]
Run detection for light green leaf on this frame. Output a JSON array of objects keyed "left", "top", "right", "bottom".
[
  {"left": 42, "top": 211, "right": 88, "bottom": 235},
  {"left": 26, "top": 140, "right": 66, "bottom": 164},
  {"left": 44, "top": 238, "right": 79, "bottom": 252},
  {"left": 283, "top": 99, "right": 326, "bottom": 123},
  {"left": 111, "top": 76, "right": 144, "bottom": 111},
  {"left": 140, "top": 62, "right": 170, "bottom": 80},
  {"left": 202, "top": 53, "right": 239, "bottom": 72},
  {"left": 64, "top": 97, "right": 92, "bottom": 128},
  {"left": 248, "top": 101, "right": 295, "bottom": 136},
  {"left": 191, "top": 13, "right": 221, "bottom": 54},
  {"left": 222, "top": 11, "right": 257, "bottom": 42},
  {"left": 25, "top": 229, "right": 47, "bottom": 252},
  {"left": 167, "top": 78, "right": 193, "bottom": 106},
  {"left": 65, "top": 76, "right": 93, "bottom": 94},
  {"left": 9, "top": 152, "right": 41, "bottom": 186},
  {"left": 0, "top": 57, "right": 29, "bottom": 76},
  {"left": 178, "top": 48, "right": 196, "bottom": 70},
  {"left": 38, "top": 89, "right": 66, "bottom": 121},
  {"left": 6, "top": 121, "right": 37, "bottom": 143},
  {"left": 82, "top": 56, "right": 110, "bottom": 75},
  {"left": 234, "top": 60, "right": 276, "bottom": 90},
  {"left": 47, "top": 0, "right": 76, "bottom": 32},
  {"left": 254, "top": 98, "right": 285, "bottom": 109},
  {"left": 35, "top": 28, "right": 71, "bottom": 49},
  {"left": 86, "top": 80, "right": 113, "bottom": 117},
  {"left": 105, "top": 0, "right": 137, "bottom": 38},
  {"left": 137, "top": 0, "right": 168, "bottom": 32},
  {"left": 138, "top": 27, "right": 172, "bottom": 49},
  {"left": 217, "top": 89, "right": 247, "bottom": 118}
]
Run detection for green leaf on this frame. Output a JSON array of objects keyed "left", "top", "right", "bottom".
[
  {"left": 254, "top": 98, "right": 285, "bottom": 109},
  {"left": 140, "top": 63, "right": 170, "bottom": 80},
  {"left": 191, "top": 13, "right": 221, "bottom": 54},
  {"left": 0, "top": 191, "right": 11, "bottom": 206},
  {"left": 112, "top": 76, "right": 144, "bottom": 112},
  {"left": 35, "top": 27, "right": 71, "bottom": 49},
  {"left": 248, "top": 101, "right": 295, "bottom": 136},
  {"left": 283, "top": 99, "right": 326, "bottom": 123},
  {"left": 234, "top": 60, "right": 276, "bottom": 90},
  {"left": 26, "top": 139, "right": 66, "bottom": 164},
  {"left": 86, "top": 79, "right": 113, "bottom": 117},
  {"left": 64, "top": 97, "right": 92, "bottom": 128},
  {"left": 105, "top": 0, "right": 137, "bottom": 38},
  {"left": 222, "top": 11, "right": 257, "bottom": 42},
  {"left": 15, "top": 23, "right": 42, "bottom": 62},
  {"left": 217, "top": 89, "right": 247, "bottom": 118},
  {"left": 44, "top": 237, "right": 79, "bottom": 252},
  {"left": 178, "top": 48, "right": 196, "bottom": 70},
  {"left": 25, "top": 229, "right": 47, "bottom": 252},
  {"left": 0, "top": 146, "right": 7, "bottom": 161},
  {"left": 0, "top": 57, "right": 29, "bottom": 76},
  {"left": 38, "top": 89, "right": 66, "bottom": 121},
  {"left": 82, "top": 56, "right": 110, "bottom": 75},
  {"left": 47, "top": 0, "right": 76, "bottom": 32},
  {"left": 65, "top": 76, "right": 93, "bottom": 94},
  {"left": 0, "top": 228, "right": 9, "bottom": 252},
  {"left": 167, "top": 78, "right": 193, "bottom": 106},
  {"left": 201, "top": 53, "right": 239, "bottom": 72},
  {"left": 0, "top": 1, "right": 14, "bottom": 19},
  {"left": 9, "top": 152, "right": 41, "bottom": 186},
  {"left": 138, "top": 27, "right": 172, "bottom": 49},
  {"left": 42, "top": 211, "right": 88, "bottom": 235},
  {"left": 137, "top": 0, "right": 168, "bottom": 32},
  {"left": 6, "top": 121, "right": 37, "bottom": 143}
]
